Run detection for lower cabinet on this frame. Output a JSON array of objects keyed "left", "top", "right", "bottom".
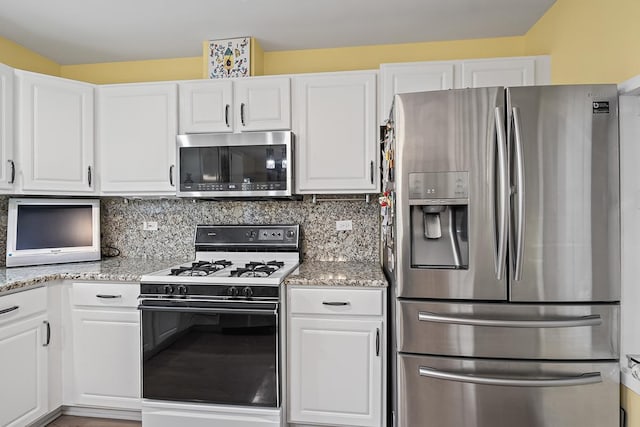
[
  {"left": 68, "top": 282, "right": 141, "bottom": 410},
  {"left": 0, "top": 287, "right": 48, "bottom": 427},
  {"left": 288, "top": 287, "right": 386, "bottom": 427}
]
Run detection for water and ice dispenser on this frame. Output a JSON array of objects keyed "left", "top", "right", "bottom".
[{"left": 409, "top": 172, "right": 469, "bottom": 269}]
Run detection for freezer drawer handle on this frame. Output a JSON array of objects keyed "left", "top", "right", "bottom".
[
  {"left": 418, "top": 366, "right": 602, "bottom": 387},
  {"left": 417, "top": 311, "right": 602, "bottom": 328}
]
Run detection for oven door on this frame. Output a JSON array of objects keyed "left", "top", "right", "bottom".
[
  {"left": 177, "top": 132, "right": 293, "bottom": 198},
  {"left": 139, "top": 298, "right": 280, "bottom": 407}
]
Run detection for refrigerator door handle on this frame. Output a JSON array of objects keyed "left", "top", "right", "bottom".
[
  {"left": 418, "top": 311, "right": 602, "bottom": 328},
  {"left": 494, "top": 106, "right": 508, "bottom": 280},
  {"left": 418, "top": 366, "right": 602, "bottom": 387},
  {"left": 512, "top": 106, "right": 526, "bottom": 281}
]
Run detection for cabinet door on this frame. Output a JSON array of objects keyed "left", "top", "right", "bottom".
[
  {"left": 98, "top": 83, "right": 177, "bottom": 195},
  {"left": 179, "top": 80, "right": 233, "bottom": 133},
  {"left": 17, "top": 71, "right": 95, "bottom": 194},
  {"left": 294, "top": 72, "right": 378, "bottom": 193},
  {"left": 234, "top": 77, "right": 290, "bottom": 131},
  {"left": 462, "top": 57, "right": 536, "bottom": 88},
  {"left": 289, "top": 317, "right": 382, "bottom": 427},
  {"left": 70, "top": 308, "right": 141, "bottom": 409},
  {"left": 0, "top": 63, "right": 15, "bottom": 191},
  {"left": 0, "top": 315, "right": 48, "bottom": 427},
  {"left": 380, "top": 62, "right": 455, "bottom": 121}
]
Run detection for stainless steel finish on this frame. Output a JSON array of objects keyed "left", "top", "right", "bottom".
[
  {"left": 394, "top": 88, "right": 506, "bottom": 299},
  {"left": 169, "top": 164, "right": 175, "bottom": 187},
  {"left": 397, "top": 301, "right": 619, "bottom": 359},
  {"left": 224, "top": 104, "right": 230, "bottom": 127},
  {"left": 96, "top": 294, "right": 122, "bottom": 299},
  {"left": 322, "top": 301, "right": 350, "bottom": 306},
  {"left": 494, "top": 107, "right": 508, "bottom": 281},
  {"left": 418, "top": 366, "right": 602, "bottom": 387},
  {"left": 42, "top": 320, "right": 50, "bottom": 346},
  {"left": 511, "top": 106, "right": 525, "bottom": 281},
  {"left": 417, "top": 311, "right": 602, "bottom": 328},
  {"left": 506, "top": 85, "right": 620, "bottom": 302},
  {"left": 240, "top": 103, "right": 246, "bottom": 126},
  {"left": 87, "top": 165, "right": 92, "bottom": 187},
  {"left": 410, "top": 205, "right": 468, "bottom": 269},
  {"left": 8, "top": 160, "right": 15, "bottom": 184},
  {"left": 176, "top": 131, "right": 294, "bottom": 198},
  {"left": 398, "top": 354, "right": 619, "bottom": 427},
  {"left": 0, "top": 305, "right": 19, "bottom": 316},
  {"left": 408, "top": 172, "right": 469, "bottom": 200}
]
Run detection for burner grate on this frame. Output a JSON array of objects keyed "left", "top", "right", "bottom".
[{"left": 169, "top": 259, "right": 233, "bottom": 276}]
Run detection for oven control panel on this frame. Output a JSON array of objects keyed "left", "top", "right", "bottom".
[
  {"left": 195, "top": 224, "right": 299, "bottom": 248},
  {"left": 259, "top": 229, "right": 284, "bottom": 241}
]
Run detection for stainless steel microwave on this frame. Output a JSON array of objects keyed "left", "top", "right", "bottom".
[{"left": 176, "top": 131, "right": 294, "bottom": 198}]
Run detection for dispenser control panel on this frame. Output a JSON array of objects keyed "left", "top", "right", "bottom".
[{"left": 409, "top": 172, "right": 469, "bottom": 200}]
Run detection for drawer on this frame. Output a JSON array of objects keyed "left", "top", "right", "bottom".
[
  {"left": 72, "top": 282, "right": 140, "bottom": 308},
  {"left": 289, "top": 287, "right": 383, "bottom": 316},
  {"left": 0, "top": 286, "right": 47, "bottom": 325},
  {"left": 397, "top": 300, "right": 619, "bottom": 360}
]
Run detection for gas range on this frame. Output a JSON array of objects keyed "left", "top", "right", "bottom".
[{"left": 140, "top": 224, "right": 300, "bottom": 299}]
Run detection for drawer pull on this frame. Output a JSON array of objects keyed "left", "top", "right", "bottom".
[
  {"left": 0, "top": 305, "right": 19, "bottom": 316},
  {"left": 418, "top": 311, "right": 602, "bottom": 328},
  {"left": 419, "top": 366, "right": 602, "bottom": 387},
  {"left": 96, "top": 294, "right": 122, "bottom": 299},
  {"left": 376, "top": 328, "right": 380, "bottom": 357},
  {"left": 322, "top": 301, "right": 350, "bottom": 306}
]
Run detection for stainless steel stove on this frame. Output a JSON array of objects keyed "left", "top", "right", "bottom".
[{"left": 139, "top": 224, "right": 299, "bottom": 427}]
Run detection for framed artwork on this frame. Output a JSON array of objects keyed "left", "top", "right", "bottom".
[{"left": 208, "top": 37, "right": 251, "bottom": 78}]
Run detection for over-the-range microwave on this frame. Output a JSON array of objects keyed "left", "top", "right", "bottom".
[{"left": 176, "top": 131, "right": 294, "bottom": 198}]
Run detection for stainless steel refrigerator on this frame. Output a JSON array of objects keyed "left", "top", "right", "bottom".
[{"left": 381, "top": 85, "right": 620, "bottom": 427}]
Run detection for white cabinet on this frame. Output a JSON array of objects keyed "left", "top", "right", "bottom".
[
  {"left": 379, "top": 55, "right": 551, "bottom": 121},
  {"left": 293, "top": 71, "right": 378, "bottom": 194},
  {"left": 68, "top": 282, "right": 141, "bottom": 410},
  {"left": 0, "top": 287, "right": 48, "bottom": 427},
  {"left": 288, "top": 287, "right": 385, "bottom": 427},
  {"left": 179, "top": 76, "right": 290, "bottom": 133},
  {"left": 97, "top": 83, "right": 177, "bottom": 195},
  {"left": 0, "top": 63, "right": 15, "bottom": 191},
  {"left": 16, "top": 70, "right": 95, "bottom": 194}
]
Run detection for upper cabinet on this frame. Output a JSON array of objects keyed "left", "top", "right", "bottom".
[
  {"left": 0, "top": 63, "right": 15, "bottom": 192},
  {"left": 179, "top": 76, "right": 290, "bottom": 133},
  {"left": 97, "top": 83, "right": 178, "bottom": 195},
  {"left": 379, "top": 55, "right": 551, "bottom": 120},
  {"left": 293, "top": 71, "right": 378, "bottom": 194},
  {"left": 16, "top": 70, "right": 95, "bottom": 194}
]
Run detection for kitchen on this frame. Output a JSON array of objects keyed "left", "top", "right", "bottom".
[{"left": 0, "top": 0, "right": 640, "bottom": 426}]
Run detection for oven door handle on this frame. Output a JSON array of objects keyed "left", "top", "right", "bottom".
[{"left": 137, "top": 304, "right": 278, "bottom": 316}]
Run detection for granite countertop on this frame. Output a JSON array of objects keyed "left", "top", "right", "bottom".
[
  {"left": 285, "top": 261, "right": 387, "bottom": 287},
  {"left": 0, "top": 257, "right": 187, "bottom": 296}
]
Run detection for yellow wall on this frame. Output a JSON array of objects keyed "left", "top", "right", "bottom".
[
  {"left": 0, "top": 36, "right": 59, "bottom": 76},
  {"left": 524, "top": 0, "right": 640, "bottom": 84},
  {"left": 622, "top": 386, "right": 640, "bottom": 427}
]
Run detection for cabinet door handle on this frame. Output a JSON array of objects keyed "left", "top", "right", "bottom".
[
  {"left": 322, "top": 301, "right": 350, "bottom": 306},
  {"left": 0, "top": 305, "right": 19, "bottom": 316},
  {"left": 42, "top": 320, "right": 51, "bottom": 347},
  {"left": 8, "top": 160, "right": 15, "bottom": 184},
  {"left": 370, "top": 161, "right": 374, "bottom": 185},
  {"left": 240, "top": 103, "right": 246, "bottom": 126},
  {"left": 87, "top": 166, "right": 92, "bottom": 187},
  {"left": 376, "top": 328, "right": 380, "bottom": 356},
  {"left": 225, "top": 104, "right": 230, "bottom": 127},
  {"left": 96, "top": 294, "right": 122, "bottom": 299},
  {"left": 169, "top": 165, "right": 175, "bottom": 186}
]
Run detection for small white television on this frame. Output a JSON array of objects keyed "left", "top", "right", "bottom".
[{"left": 6, "top": 198, "right": 101, "bottom": 267}]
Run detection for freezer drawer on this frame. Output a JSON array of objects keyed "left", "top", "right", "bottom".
[
  {"left": 397, "top": 301, "right": 619, "bottom": 359},
  {"left": 397, "top": 354, "right": 619, "bottom": 427}
]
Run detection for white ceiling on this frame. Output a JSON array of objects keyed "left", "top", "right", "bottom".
[{"left": 0, "top": 0, "right": 556, "bottom": 65}]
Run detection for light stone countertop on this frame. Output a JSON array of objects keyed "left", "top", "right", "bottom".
[
  {"left": 0, "top": 257, "right": 188, "bottom": 296},
  {"left": 285, "top": 261, "right": 388, "bottom": 287}
]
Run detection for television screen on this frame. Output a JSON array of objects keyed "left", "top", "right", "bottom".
[{"left": 16, "top": 205, "right": 94, "bottom": 250}]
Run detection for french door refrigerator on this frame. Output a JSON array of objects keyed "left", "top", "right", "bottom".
[{"left": 381, "top": 85, "right": 620, "bottom": 427}]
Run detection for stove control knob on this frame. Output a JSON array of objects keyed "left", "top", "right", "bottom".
[
  {"left": 242, "top": 287, "right": 253, "bottom": 298},
  {"left": 227, "top": 286, "right": 239, "bottom": 297},
  {"left": 177, "top": 285, "right": 188, "bottom": 295},
  {"left": 286, "top": 230, "right": 296, "bottom": 239},
  {"left": 163, "top": 285, "right": 174, "bottom": 295}
]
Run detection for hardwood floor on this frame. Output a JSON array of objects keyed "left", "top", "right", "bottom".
[{"left": 46, "top": 415, "right": 141, "bottom": 427}]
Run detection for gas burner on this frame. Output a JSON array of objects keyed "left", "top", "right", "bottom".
[
  {"left": 169, "top": 259, "right": 233, "bottom": 276},
  {"left": 230, "top": 264, "right": 279, "bottom": 278}
]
